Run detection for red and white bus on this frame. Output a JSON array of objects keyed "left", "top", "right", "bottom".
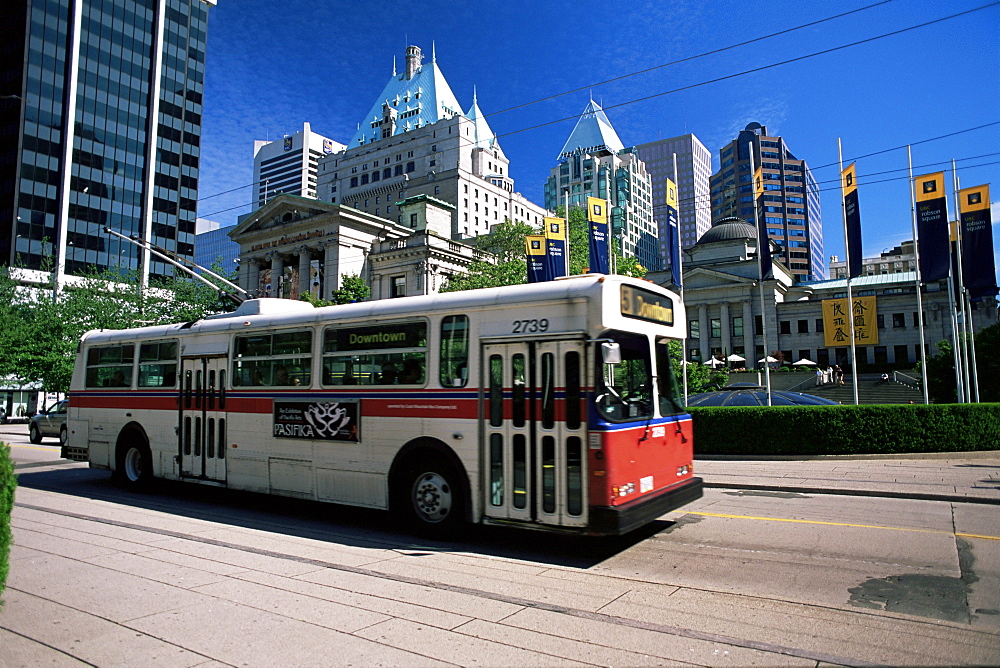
[{"left": 64, "top": 274, "right": 702, "bottom": 535}]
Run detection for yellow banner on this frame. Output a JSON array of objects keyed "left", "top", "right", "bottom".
[
  {"left": 525, "top": 235, "right": 545, "bottom": 256},
  {"left": 544, "top": 217, "right": 565, "bottom": 240},
  {"left": 959, "top": 184, "right": 990, "bottom": 213},
  {"left": 822, "top": 296, "right": 878, "bottom": 346},
  {"left": 841, "top": 162, "right": 857, "bottom": 197},
  {"left": 586, "top": 196, "right": 607, "bottom": 224},
  {"left": 754, "top": 165, "right": 763, "bottom": 198},
  {"left": 664, "top": 179, "right": 677, "bottom": 209},
  {"left": 915, "top": 172, "right": 945, "bottom": 203}
]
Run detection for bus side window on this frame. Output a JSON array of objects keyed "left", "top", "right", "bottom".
[{"left": 439, "top": 315, "right": 469, "bottom": 387}]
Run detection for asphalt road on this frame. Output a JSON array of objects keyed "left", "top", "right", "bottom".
[{"left": 2, "top": 431, "right": 999, "bottom": 666}]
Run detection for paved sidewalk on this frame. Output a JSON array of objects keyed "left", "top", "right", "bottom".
[{"left": 695, "top": 452, "right": 1000, "bottom": 505}]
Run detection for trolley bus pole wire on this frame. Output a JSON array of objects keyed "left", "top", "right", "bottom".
[{"left": 105, "top": 227, "right": 249, "bottom": 306}]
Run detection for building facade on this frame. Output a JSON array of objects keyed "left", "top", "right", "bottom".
[
  {"left": 634, "top": 133, "right": 713, "bottom": 265},
  {"left": 253, "top": 122, "right": 343, "bottom": 207},
  {"left": 709, "top": 122, "right": 824, "bottom": 282},
  {"left": 316, "top": 45, "right": 546, "bottom": 240},
  {"left": 664, "top": 219, "right": 996, "bottom": 369},
  {"left": 229, "top": 193, "right": 479, "bottom": 301},
  {"left": 1, "top": 0, "right": 215, "bottom": 286},
  {"left": 543, "top": 100, "right": 657, "bottom": 270},
  {"left": 829, "top": 241, "right": 917, "bottom": 279}
]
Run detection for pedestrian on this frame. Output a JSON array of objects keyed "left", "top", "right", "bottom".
[
  {"left": 835, "top": 365, "right": 844, "bottom": 386},
  {"left": 815, "top": 367, "right": 823, "bottom": 386},
  {"left": 822, "top": 366, "right": 831, "bottom": 385}
]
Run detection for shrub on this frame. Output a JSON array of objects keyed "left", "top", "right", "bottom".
[
  {"left": 690, "top": 403, "right": 1000, "bottom": 456},
  {"left": 0, "top": 443, "right": 15, "bottom": 603}
]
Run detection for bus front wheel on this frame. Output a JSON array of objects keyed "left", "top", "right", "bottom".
[
  {"left": 401, "top": 459, "right": 465, "bottom": 536},
  {"left": 115, "top": 441, "right": 153, "bottom": 492}
]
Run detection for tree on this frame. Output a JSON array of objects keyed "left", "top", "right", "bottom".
[
  {"left": 440, "top": 219, "right": 535, "bottom": 293},
  {"left": 919, "top": 321, "right": 1000, "bottom": 403},
  {"left": 441, "top": 208, "right": 647, "bottom": 293},
  {"left": 665, "top": 340, "right": 728, "bottom": 394},
  {"left": 0, "top": 261, "right": 238, "bottom": 393},
  {"left": 301, "top": 273, "right": 371, "bottom": 306}
]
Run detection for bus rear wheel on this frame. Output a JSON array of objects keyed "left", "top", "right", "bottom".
[
  {"left": 401, "top": 459, "right": 465, "bottom": 536},
  {"left": 116, "top": 441, "right": 153, "bottom": 492}
]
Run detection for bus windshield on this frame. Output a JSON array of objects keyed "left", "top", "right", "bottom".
[
  {"left": 596, "top": 331, "right": 653, "bottom": 422},
  {"left": 656, "top": 336, "right": 686, "bottom": 416}
]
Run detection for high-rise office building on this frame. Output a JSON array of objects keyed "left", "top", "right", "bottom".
[
  {"left": 635, "top": 133, "right": 713, "bottom": 267},
  {"left": 1, "top": 0, "right": 216, "bottom": 287},
  {"left": 253, "top": 122, "right": 343, "bottom": 207},
  {"left": 709, "top": 122, "right": 824, "bottom": 281},
  {"left": 543, "top": 100, "right": 657, "bottom": 271},
  {"left": 316, "top": 45, "right": 547, "bottom": 238}
]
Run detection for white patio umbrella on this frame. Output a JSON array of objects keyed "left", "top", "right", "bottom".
[
  {"left": 757, "top": 356, "right": 779, "bottom": 363},
  {"left": 792, "top": 358, "right": 816, "bottom": 366},
  {"left": 705, "top": 357, "right": 724, "bottom": 368},
  {"left": 726, "top": 354, "right": 745, "bottom": 362}
]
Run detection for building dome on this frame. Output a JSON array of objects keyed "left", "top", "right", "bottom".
[{"left": 696, "top": 216, "right": 757, "bottom": 245}]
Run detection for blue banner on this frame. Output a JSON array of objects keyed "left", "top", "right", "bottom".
[
  {"left": 525, "top": 235, "right": 547, "bottom": 283},
  {"left": 586, "top": 196, "right": 610, "bottom": 274},
  {"left": 544, "top": 217, "right": 567, "bottom": 279},
  {"left": 915, "top": 173, "right": 950, "bottom": 282}
]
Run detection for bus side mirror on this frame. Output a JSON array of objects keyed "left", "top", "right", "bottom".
[{"left": 601, "top": 342, "right": 621, "bottom": 365}]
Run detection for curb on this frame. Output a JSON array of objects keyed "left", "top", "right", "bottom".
[{"left": 703, "top": 482, "right": 1000, "bottom": 505}]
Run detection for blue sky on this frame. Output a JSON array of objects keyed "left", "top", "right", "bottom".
[{"left": 197, "top": 0, "right": 999, "bottom": 275}]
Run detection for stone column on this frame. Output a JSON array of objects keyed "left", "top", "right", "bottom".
[
  {"left": 698, "top": 304, "right": 710, "bottom": 363},
  {"left": 720, "top": 302, "right": 731, "bottom": 358},
  {"left": 246, "top": 258, "right": 261, "bottom": 297},
  {"left": 743, "top": 300, "right": 754, "bottom": 361},
  {"left": 323, "top": 242, "right": 339, "bottom": 298},
  {"left": 268, "top": 252, "right": 283, "bottom": 298},
  {"left": 297, "top": 245, "right": 311, "bottom": 298}
]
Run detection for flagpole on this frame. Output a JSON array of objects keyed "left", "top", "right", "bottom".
[
  {"left": 838, "top": 139, "right": 859, "bottom": 405},
  {"left": 673, "top": 152, "right": 688, "bottom": 403},
  {"left": 951, "top": 161, "right": 977, "bottom": 402},
  {"left": 563, "top": 187, "right": 571, "bottom": 276},
  {"left": 748, "top": 143, "right": 771, "bottom": 405},
  {"left": 907, "top": 146, "right": 930, "bottom": 404}
]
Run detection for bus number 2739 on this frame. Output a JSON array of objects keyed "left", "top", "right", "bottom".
[{"left": 512, "top": 318, "right": 549, "bottom": 333}]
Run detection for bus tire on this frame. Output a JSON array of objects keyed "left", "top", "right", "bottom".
[
  {"left": 29, "top": 423, "right": 42, "bottom": 444},
  {"left": 398, "top": 457, "right": 465, "bottom": 536},
  {"left": 115, "top": 439, "right": 153, "bottom": 492}
]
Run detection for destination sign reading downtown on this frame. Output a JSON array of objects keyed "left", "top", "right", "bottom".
[{"left": 620, "top": 285, "right": 674, "bottom": 326}]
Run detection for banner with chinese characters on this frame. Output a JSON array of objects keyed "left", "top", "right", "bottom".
[
  {"left": 586, "top": 196, "right": 610, "bottom": 274},
  {"left": 822, "top": 295, "right": 878, "bottom": 346}
]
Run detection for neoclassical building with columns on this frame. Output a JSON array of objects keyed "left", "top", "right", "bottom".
[
  {"left": 229, "top": 193, "right": 479, "bottom": 301},
  {"left": 651, "top": 218, "right": 997, "bottom": 369}
]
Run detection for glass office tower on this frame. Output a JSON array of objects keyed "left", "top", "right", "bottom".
[{"left": 0, "top": 0, "right": 215, "bottom": 286}]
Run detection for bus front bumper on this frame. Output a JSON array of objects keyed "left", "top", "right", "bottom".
[{"left": 590, "top": 477, "right": 704, "bottom": 536}]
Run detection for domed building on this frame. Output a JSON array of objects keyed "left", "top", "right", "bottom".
[
  {"left": 646, "top": 215, "right": 996, "bottom": 376},
  {"left": 676, "top": 216, "right": 793, "bottom": 365}
]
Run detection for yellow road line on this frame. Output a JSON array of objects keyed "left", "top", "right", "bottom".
[
  {"left": 5, "top": 443, "right": 59, "bottom": 452},
  {"left": 674, "top": 510, "right": 1000, "bottom": 541}
]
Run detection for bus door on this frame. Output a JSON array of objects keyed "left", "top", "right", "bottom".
[
  {"left": 179, "top": 355, "right": 228, "bottom": 483},
  {"left": 482, "top": 339, "right": 588, "bottom": 529}
]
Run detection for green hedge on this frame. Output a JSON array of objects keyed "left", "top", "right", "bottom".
[
  {"left": 0, "top": 443, "right": 15, "bottom": 603},
  {"left": 690, "top": 403, "right": 1000, "bottom": 456}
]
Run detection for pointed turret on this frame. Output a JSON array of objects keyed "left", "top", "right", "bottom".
[
  {"left": 465, "top": 88, "right": 506, "bottom": 161},
  {"left": 558, "top": 99, "right": 624, "bottom": 158},
  {"left": 349, "top": 45, "right": 464, "bottom": 148}
]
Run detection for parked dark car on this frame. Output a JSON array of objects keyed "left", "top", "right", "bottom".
[{"left": 29, "top": 399, "right": 68, "bottom": 445}]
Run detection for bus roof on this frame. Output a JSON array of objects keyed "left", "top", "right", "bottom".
[{"left": 79, "top": 274, "right": 678, "bottom": 345}]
